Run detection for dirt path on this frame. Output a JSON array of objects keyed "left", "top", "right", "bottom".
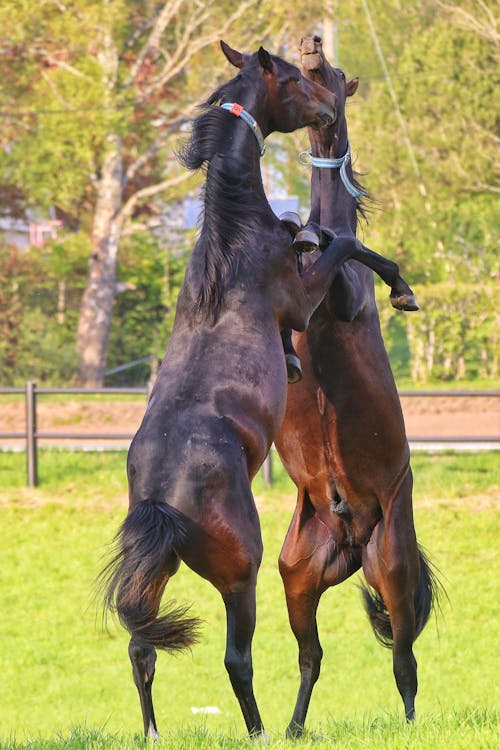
[{"left": 0, "top": 394, "right": 499, "bottom": 447}]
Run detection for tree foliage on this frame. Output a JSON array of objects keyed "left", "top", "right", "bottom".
[{"left": 0, "top": 0, "right": 498, "bottom": 386}]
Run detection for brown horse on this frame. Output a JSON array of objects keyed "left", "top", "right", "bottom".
[
  {"left": 101, "top": 40, "right": 423, "bottom": 740},
  {"left": 274, "top": 36, "right": 440, "bottom": 737}
]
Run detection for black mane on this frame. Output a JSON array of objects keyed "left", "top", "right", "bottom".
[
  {"left": 353, "top": 170, "right": 374, "bottom": 224},
  {"left": 178, "top": 80, "right": 266, "bottom": 323}
]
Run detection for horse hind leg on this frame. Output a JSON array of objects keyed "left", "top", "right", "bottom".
[
  {"left": 279, "top": 491, "right": 362, "bottom": 737},
  {"left": 283, "top": 591, "right": 322, "bottom": 739},
  {"left": 361, "top": 475, "right": 421, "bottom": 720},
  {"left": 223, "top": 588, "right": 268, "bottom": 741},
  {"left": 128, "top": 639, "right": 160, "bottom": 740},
  {"left": 101, "top": 500, "right": 199, "bottom": 737},
  {"left": 361, "top": 561, "right": 419, "bottom": 719}
]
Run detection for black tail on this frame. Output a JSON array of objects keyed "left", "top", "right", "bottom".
[
  {"left": 100, "top": 500, "right": 201, "bottom": 651},
  {"left": 360, "top": 546, "right": 441, "bottom": 648}
]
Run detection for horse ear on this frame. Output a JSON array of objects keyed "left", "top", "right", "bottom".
[
  {"left": 346, "top": 77, "right": 359, "bottom": 97},
  {"left": 220, "top": 40, "right": 244, "bottom": 69},
  {"left": 258, "top": 46, "right": 274, "bottom": 74}
]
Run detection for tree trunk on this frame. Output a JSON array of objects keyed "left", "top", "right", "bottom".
[{"left": 76, "top": 136, "right": 123, "bottom": 386}]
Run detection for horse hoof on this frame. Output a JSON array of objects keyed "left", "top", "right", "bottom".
[
  {"left": 293, "top": 229, "right": 320, "bottom": 252},
  {"left": 279, "top": 211, "right": 302, "bottom": 236},
  {"left": 286, "top": 353, "right": 303, "bottom": 384},
  {"left": 147, "top": 722, "right": 160, "bottom": 741},
  {"left": 286, "top": 722, "right": 304, "bottom": 739},
  {"left": 250, "top": 730, "right": 270, "bottom": 744},
  {"left": 390, "top": 293, "right": 419, "bottom": 312}
]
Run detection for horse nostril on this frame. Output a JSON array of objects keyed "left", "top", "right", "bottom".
[{"left": 319, "top": 109, "right": 336, "bottom": 127}]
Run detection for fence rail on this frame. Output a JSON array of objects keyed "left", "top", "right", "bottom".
[{"left": 1, "top": 382, "right": 498, "bottom": 487}]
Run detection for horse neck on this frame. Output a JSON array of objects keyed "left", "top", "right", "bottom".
[
  {"left": 200, "top": 120, "right": 273, "bottom": 252},
  {"left": 203, "top": 94, "right": 273, "bottom": 226},
  {"left": 188, "top": 102, "right": 275, "bottom": 324},
  {"left": 309, "top": 119, "right": 358, "bottom": 236}
]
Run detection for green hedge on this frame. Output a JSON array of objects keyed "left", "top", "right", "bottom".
[
  {"left": 1, "top": 238, "right": 498, "bottom": 387},
  {"left": 376, "top": 281, "right": 499, "bottom": 384}
]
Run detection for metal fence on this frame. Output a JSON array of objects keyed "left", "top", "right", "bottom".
[{"left": 1, "top": 382, "right": 498, "bottom": 487}]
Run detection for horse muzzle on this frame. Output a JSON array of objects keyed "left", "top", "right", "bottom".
[
  {"left": 300, "top": 35, "right": 324, "bottom": 71},
  {"left": 301, "top": 52, "right": 323, "bottom": 72}
]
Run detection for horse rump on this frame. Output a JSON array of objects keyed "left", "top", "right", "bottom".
[
  {"left": 100, "top": 500, "right": 201, "bottom": 651},
  {"left": 360, "top": 546, "right": 442, "bottom": 648}
]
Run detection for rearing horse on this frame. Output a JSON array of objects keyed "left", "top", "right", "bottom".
[
  {"left": 274, "top": 36, "right": 440, "bottom": 737},
  {"left": 101, "top": 40, "right": 423, "bottom": 740}
]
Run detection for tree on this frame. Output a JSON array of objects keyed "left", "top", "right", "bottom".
[
  {"left": 0, "top": 0, "right": 283, "bottom": 385},
  {"left": 334, "top": 0, "right": 498, "bottom": 284},
  {"left": 1, "top": 1, "right": 498, "bottom": 386}
]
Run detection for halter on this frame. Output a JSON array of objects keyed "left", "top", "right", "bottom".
[
  {"left": 299, "top": 143, "right": 365, "bottom": 198},
  {"left": 220, "top": 102, "right": 266, "bottom": 156}
]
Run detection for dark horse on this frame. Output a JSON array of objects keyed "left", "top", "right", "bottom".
[
  {"left": 101, "top": 40, "right": 422, "bottom": 740},
  {"left": 274, "top": 36, "right": 440, "bottom": 737}
]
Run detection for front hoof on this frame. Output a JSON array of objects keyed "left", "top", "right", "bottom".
[
  {"left": 286, "top": 722, "right": 304, "bottom": 740},
  {"left": 390, "top": 293, "right": 419, "bottom": 312},
  {"left": 280, "top": 211, "right": 302, "bottom": 236},
  {"left": 293, "top": 229, "right": 319, "bottom": 252}
]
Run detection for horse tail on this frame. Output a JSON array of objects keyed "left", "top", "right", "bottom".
[
  {"left": 360, "top": 546, "right": 441, "bottom": 649},
  {"left": 101, "top": 500, "right": 201, "bottom": 651},
  {"left": 360, "top": 581, "right": 393, "bottom": 648}
]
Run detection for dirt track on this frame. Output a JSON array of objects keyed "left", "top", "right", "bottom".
[{"left": 0, "top": 393, "right": 499, "bottom": 447}]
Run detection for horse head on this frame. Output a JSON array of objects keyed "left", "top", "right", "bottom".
[
  {"left": 297, "top": 34, "right": 368, "bottom": 243},
  {"left": 220, "top": 40, "right": 337, "bottom": 136},
  {"left": 299, "top": 35, "right": 358, "bottom": 152}
]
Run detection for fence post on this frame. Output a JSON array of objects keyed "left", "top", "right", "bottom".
[
  {"left": 26, "top": 381, "right": 38, "bottom": 487},
  {"left": 262, "top": 451, "right": 273, "bottom": 486}
]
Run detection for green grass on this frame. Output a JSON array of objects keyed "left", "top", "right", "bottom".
[
  {"left": 392, "top": 377, "right": 500, "bottom": 391},
  {"left": 1, "top": 711, "right": 499, "bottom": 749},
  {"left": 1, "top": 448, "right": 499, "bottom": 498},
  {"left": 0, "top": 450, "right": 498, "bottom": 748}
]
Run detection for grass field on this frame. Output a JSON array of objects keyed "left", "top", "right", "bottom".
[{"left": 0, "top": 450, "right": 498, "bottom": 749}]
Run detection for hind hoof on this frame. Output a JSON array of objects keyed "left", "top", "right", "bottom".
[
  {"left": 286, "top": 722, "right": 304, "bottom": 739},
  {"left": 390, "top": 294, "right": 419, "bottom": 312}
]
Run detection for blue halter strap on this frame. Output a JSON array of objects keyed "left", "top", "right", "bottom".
[
  {"left": 220, "top": 102, "right": 266, "bottom": 156},
  {"left": 299, "top": 143, "right": 365, "bottom": 198}
]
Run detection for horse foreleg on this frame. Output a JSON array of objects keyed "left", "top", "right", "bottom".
[
  {"left": 315, "top": 227, "right": 417, "bottom": 312},
  {"left": 279, "top": 492, "right": 361, "bottom": 738},
  {"left": 362, "top": 473, "right": 420, "bottom": 720},
  {"left": 128, "top": 638, "right": 160, "bottom": 739},
  {"left": 223, "top": 588, "right": 268, "bottom": 741},
  {"left": 352, "top": 241, "right": 418, "bottom": 311}
]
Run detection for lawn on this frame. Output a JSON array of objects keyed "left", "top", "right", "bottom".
[{"left": 0, "top": 450, "right": 498, "bottom": 749}]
